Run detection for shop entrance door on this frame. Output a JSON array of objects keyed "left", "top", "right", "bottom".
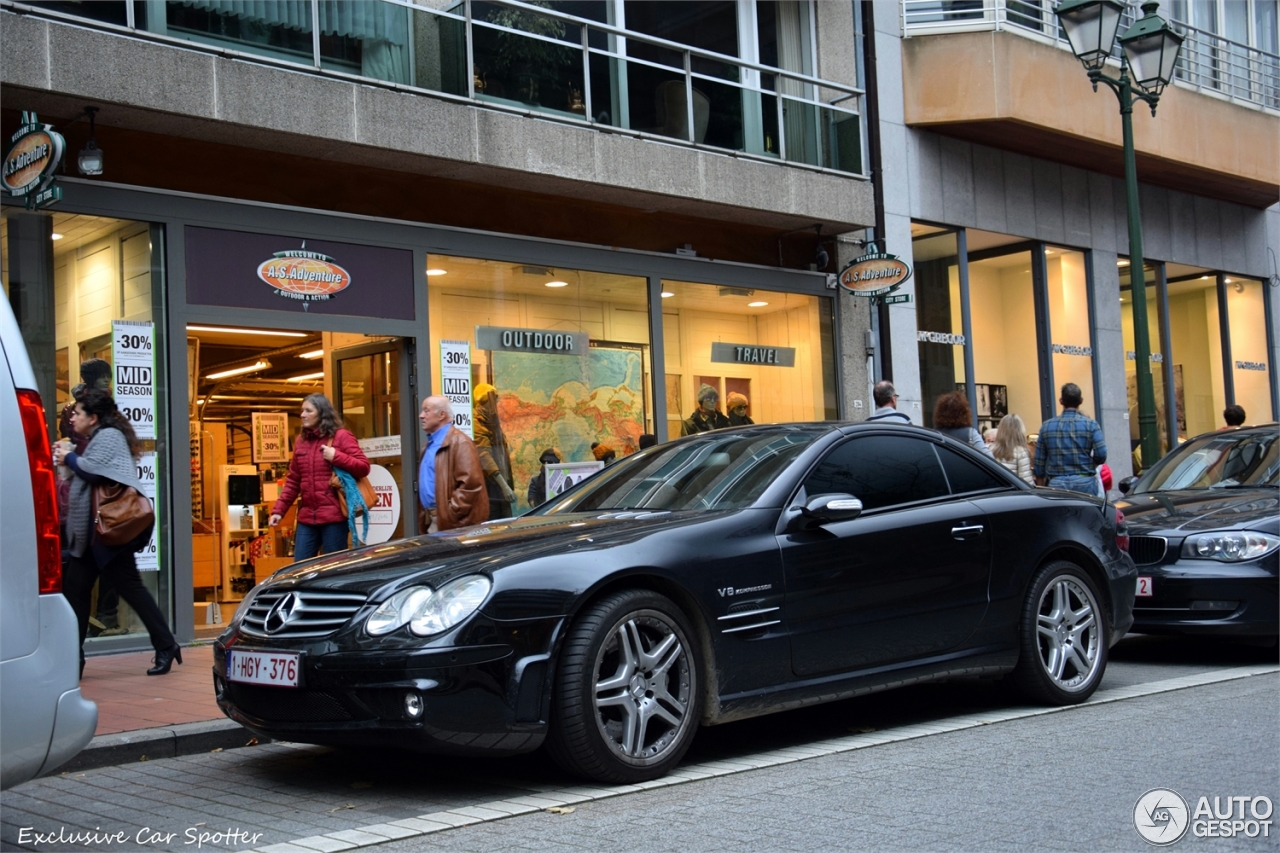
[{"left": 332, "top": 339, "right": 415, "bottom": 542}]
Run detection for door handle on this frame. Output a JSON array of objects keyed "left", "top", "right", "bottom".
[{"left": 951, "top": 524, "right": 984, "bottom": 539}]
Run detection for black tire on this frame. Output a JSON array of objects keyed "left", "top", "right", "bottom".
[
  {"left": 547, "top": 590, "right": 702, "bottom": 783},
  {"left": 1011, "top": 560, "right": 1109, "bottom": 705}
]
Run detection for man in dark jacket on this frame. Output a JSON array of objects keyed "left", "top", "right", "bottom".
[
  {"left": 418, "top": 396, "right": 488, "bottom": 532},
  {"left": 681, "top": 384, "right": 730, "bottom": 435}
]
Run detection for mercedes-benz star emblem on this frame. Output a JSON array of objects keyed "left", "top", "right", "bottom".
[{"left": 264, "top": 592, "right": 302, "bottom": 634}]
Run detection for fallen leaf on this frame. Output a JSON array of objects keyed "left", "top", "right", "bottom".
[
  {"left": 210, "top": 748, "right": 223, "bottom": 753},
  {"left": 847, "top": 726, "right": 876, "bottom": 733},
  {"left": 139, "top": 755, "right": 149, "bottom": 761},
  {"left": 193, "top": 823, "right": 205, "bottom": 828},
  {"left": 329, "top": 804, "right": 357, "bottom": 813},
  {"left": 245, "top": 737, "right": 259, "bottom": 746},
  {"left": 545, "top": 806, "right": 575, "bottom": 815},
  {"left": 350, "top": 781, "right": 373, "bottom": 789}
]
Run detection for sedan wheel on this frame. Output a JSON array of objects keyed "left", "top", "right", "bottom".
[
  {"left": 1012, "top": 561, "right": 1108, "bottom": 705},
  {"left": 548, "top": 590, "right": 702, "bottom": 783}
]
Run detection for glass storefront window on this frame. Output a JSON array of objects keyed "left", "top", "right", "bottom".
[
  {"left": 1225, "top": 277, "right": 1274, "bottom": 425},
  {"left": 912, "top": 230, "right": 967, "bottom": 426},
  {"left": 1046, "top": 246, "right": 1096, "bottom": 434},
  {"left": 658, "top": 280, "right": 836, "bottom": 437},
  {"left": 967, "top": 249, "right": 1041, "bottom": 434},
  {"left": 1120, "top": 262, "right": 1172, "bottom": 461},
  {"left": 1165, "top": 269, "right": 1226, "bottom": 441},
  {"left": 426, "top": 256, "right": 651, "bottom": 515},
  {"left": 2, "top": 208, "right": 168, "bottom": 646}
]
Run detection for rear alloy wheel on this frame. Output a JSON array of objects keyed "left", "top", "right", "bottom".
[
  {"left": 1012, "top": 561, "right": 1108, "bottom": 705},
  {"left": 548, "top": 590, "right": 702, "bottom": 783}
]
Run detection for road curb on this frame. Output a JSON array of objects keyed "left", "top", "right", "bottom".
[{"left": 53, "top": 719, "right": 270, "bottom": 775}]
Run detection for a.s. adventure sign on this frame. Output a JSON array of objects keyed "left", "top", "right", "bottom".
[
  {"left": 257, "top": 244, "right": 352, "bottom": 307},
  {"left": 838, "top": 243, "right": 912, "bottom": 301},
  {"left": 2, "top": 112, "right": 65, "bottom": 210}
]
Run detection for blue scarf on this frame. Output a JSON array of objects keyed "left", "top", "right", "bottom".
[{"left": 331, "top": 468, "right": 371, "bottom": 546}]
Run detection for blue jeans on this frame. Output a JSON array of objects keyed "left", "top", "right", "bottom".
[{"left": 293, "top": 521, "right": 349, "bottom": 561}]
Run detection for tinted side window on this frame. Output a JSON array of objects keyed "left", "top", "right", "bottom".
[
  {"left": 935, "top": 445, "right": 1008, "bottom": 495},
  {"left": 804, "top": 436, "right": 949, "bottom": 511}
]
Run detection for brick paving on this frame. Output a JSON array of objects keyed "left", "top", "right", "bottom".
[{"left": 80, "top": 644, "right": 221, "bottom": 735}]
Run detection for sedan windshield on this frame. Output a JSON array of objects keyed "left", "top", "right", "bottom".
[
  {"left": 1135, "top": 430, "right": 1279, "bottom": 493},
  {"left": 532, "top": 432, "right": 818, "bottom": 513}
]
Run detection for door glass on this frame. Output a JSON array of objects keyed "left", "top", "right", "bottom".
[
  {"left": 1046, "top": 247, "right": 1096, "bottom": 428},
  {"left": 912, "top": 230, "right": 967, "bottom": 425},
  {"left": 336, "top": 345, "right": 404, "bottom": 541},
  {"left": 1164, "top": 269, "right": 1226, "bottom": 442},
  {"left": 1120, "top": 262, "right": 1171, "bottom": 460},
  {"left": 1225, "top": 277, "right": 1273, "bottom": 424},
  {"left": 967, "top": 249, "right": 1039, "bottom": 434},
  {"left": 803, "top": 436, "right": 949, "bottom": 511},
  {"left": 934, "top": 444, "right": 1008, "bottom": 494}
]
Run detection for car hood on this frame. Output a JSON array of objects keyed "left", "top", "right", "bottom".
[
  {"left": 1117, "top": 488, "right": 1280, "bottom": 535},
  {"left": 259, "top": 510, "right": 723, "bottom": 595}
]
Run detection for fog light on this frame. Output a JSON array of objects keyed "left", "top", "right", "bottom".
[
  {"left": 214, "top": 675, "right": 226, "bottom": 699},
  {"left": 403, "top": 691, "right": 423, "bottom": 719}
]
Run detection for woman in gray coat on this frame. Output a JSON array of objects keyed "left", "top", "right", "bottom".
[{"left": 53, "top": 388, "right": 179, "bottom": 676}]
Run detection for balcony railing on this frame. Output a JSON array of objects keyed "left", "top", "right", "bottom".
[
  {"left": 902, "top": 0, "right": 1280, "bottom": 112},
  {"left": 4, "top": 0, "right": 867, "bottom": 177}
]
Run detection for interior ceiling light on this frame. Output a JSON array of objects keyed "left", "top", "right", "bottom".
[
  {"left": 426, "top": 268, "right": 447, "bottom": 276},
  {"left": 748, "top": 301, "right": 769, "bottom": 307},
  {"left": 205, "top": 360, "right": 270, "bottom": 380},
  {"left": 297, "top": 349, "right": 324, "bottom": 360},
  {"left": 51, "top": 232, "right": 63, "bottom": 240},
  {"left": 660, "top": 291, "right": 674, "bottom": 298},
  {"left": 1200, "top": 275, "right": 1210, "bottom": 280},
  {"left": 187, "top": 325, "right": 307, "bottom": 337},
  {"left": 1117, "top": 259, "right": 1131, "bottom": 267},
  {"left": 545, "top": 280, "right": 569, "bottom": 288},
  {"left": 287, "top": 372, "right": 325, "bottom": 382}
]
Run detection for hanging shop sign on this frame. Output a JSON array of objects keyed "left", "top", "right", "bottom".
[
  {"left": 251, "top": 412, "right": 289, "bottom": 463},
  {"left": 710, "top": 342, "right": 797, "bottom": 367},
  {"left": 546, "top": 461, "right": 605, "bottom": 500},
  {"left": 113, "top": 320, "right": 156, "bottom": 440},
  {"left": 838, "top": 243, "right": 913, "bottom": 302},
  {"left": 439, "top": 340, "right": 474, "bottom": 438},
  {"left": 184, "top": 227, "right": 414, "bottom": 320},
  {"left": 362, "top": 464, "right": 401, "bottom": 545},
  {"left": 256, "top": 245, "right": 351, "bottom": 308},
  {"left": 475, "top": 326, "right": 589, "bottom": 356},
  {"left": 2, "top": 112, "right": 65, "bottom": 210}
]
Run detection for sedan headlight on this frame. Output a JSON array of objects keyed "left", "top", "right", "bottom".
[
  {"left": 364, "top": 575, "right": 491, "bottom": 637},
  {"left": 1181, "top": 531, "right": 1280, "bottom": 562}
]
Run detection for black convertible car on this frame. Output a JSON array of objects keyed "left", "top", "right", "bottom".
[
  {"left": 215, "top": 423, "right": 1135, "bottom": 783},
  {"left": 1117, "top": 424, "right": 1278, "bottom": 641}
]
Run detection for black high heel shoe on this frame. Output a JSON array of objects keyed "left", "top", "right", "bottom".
[{"left": 147, "top": 644, "right": 183, "bottom": 676}]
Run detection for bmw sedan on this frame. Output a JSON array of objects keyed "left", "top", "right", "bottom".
[
  {"left": 1117, "top": 424, "right": 1278, "bottom": 642},
  {"left": 214, "top": 423, "right": 1135, "bottom": 783}
]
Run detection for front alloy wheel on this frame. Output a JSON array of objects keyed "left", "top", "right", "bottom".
[
  {"left": 548, "top": 590, "right": 701, "bottom": 782},
  {"left": 1012, "top": 561, "right": 1108, "bottom": 705}
]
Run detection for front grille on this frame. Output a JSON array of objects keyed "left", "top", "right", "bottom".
[
  {"left": 225, "top": 683, "right": 365, "bottom": 722},
  {"left": 1129, "top": 535, "right": 1168, "bottom": 567},
  {"left": 240, "top": 589, "right": 368, "bottom": 639}
]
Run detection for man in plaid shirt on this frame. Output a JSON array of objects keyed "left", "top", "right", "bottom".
[{"left": 1033, "top": 382, "right": 1107, "bottom": 495}]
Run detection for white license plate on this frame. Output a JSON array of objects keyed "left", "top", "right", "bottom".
[
  {"left": 227, "top": 649, "right": 300, "bottom": 687},
  {"left": 1136, "top": 576, "right": 1154, "bottom": 597}
]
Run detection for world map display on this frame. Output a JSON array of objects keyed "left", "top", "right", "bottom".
[{"left": 493, "top": 347, "right": 645, "bottom": 513}]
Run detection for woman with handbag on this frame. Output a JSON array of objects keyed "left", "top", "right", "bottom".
[
  {"left": 53, "top": 388, "right": 179, "bottom": 677},
  {"left": 269, "top": 393, "right": 370, "bottom": 560}
]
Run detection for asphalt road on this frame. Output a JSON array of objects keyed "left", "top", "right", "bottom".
[{"left": 2, "top": 635, "right": 1276, "bottom": 853}]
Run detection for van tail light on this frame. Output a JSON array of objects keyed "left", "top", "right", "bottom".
[
  {"left": 1114, "top": 507, "right": 1129, "bottom": 553},
  {"left": 17, "top": 389, "right": 62, "bottom": 594}
]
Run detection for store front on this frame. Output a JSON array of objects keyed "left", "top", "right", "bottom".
[{"left": 3, "top": 180, "right": 838, "bottom": 647}]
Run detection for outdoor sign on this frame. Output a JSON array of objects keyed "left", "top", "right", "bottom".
[
  {"left": 358, "top": 435, "right": 402, "bottom": 459},
  {"left": 184, "top": 227, "right": 415, "bottom": 320},
  {"left": 475, "top": 326, "right": 589, "bottom": 356},
  {"left": 439, "top": 340, "right": 474, "bottom": 438},
  {"left": 838, "top": 243, "right": 913, "bottom": 303},
  {"left": 251, "top": 412, "right": 289, "bottom": 463},
  {"left": 545, "top": 460, "right": 604, "bottom": 500},
  {"left": 710, "top": 342, "right": 796, "bottom": 367},
  {"left": 257, "top": 244, "right": 351, "bottom": 309},
  {"left": 1, "top": 111, "right": 64, "bottom": 210},
  {"left": 362, "top": 464, "right": 401, "bottom": 545}
]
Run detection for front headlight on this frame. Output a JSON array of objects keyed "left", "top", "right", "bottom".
[
  {"left": 1181, "top": 531, "right": 1280, "bottom": 562},
  {"left": 366, "top": 586, "right": 433, "bottom": 636},
  {"left": 409, "top": 575, "right": 491, "bottom": 637}
]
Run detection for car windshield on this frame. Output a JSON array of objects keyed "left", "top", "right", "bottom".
[
  {"left": 531, "top": 431, "right": 818, "bottom": 513},
  {"left": 1134, "top": 430, "right": 1280, "bottom": 493}
]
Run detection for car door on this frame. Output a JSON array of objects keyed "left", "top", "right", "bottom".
[{"left": 780, "top": 434, "right": 993, "bottom": 677}]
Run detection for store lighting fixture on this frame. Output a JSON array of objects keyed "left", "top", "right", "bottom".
[
  {"left": 77, "top": 107, "right": 104, "bottom": 176},
  {"left": 545, "top": 280, "right": 569, "bottom": 288},
  {"left": 297, "top": 349, "right": 324, "bottom": 359},
  {"left": 1201, "top": 275, "right": 1210, "bottom": 280},
  {"left": 748, "top": 301, "right": 769, "bottom": 308},
  {"left": 205, "top": 360, "right": 270, "bottom": 380},
  {"left": 187, "top": 325, "right": 307, "bottom": 337},
  {"left": 661, "top": 291, "right": 674, "bottom": 298},
  {"left": 51, "top": 232, "right": 63, "bottom": 241},
  {"left": 426, "top": 268, "right": 447, "bottom": 276},
  {"left": 1117, "top": 260, "right": 1130, "bottom": 267},
  {"left": 287, "top": 372, "right": 325, "bottom": 382}
]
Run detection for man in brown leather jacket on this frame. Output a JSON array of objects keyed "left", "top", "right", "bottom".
[{"left": 417, "top": 396, "right": 489, "bottom": 532}]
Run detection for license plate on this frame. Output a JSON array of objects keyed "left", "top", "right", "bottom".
[
  {"left": 1136, "top": 576, "right": 1154, "bottom": 597},
  {"left": 227, "top": 649, "right": 300, "bottom": 687}
]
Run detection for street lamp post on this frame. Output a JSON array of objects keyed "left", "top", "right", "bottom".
[{"left": 1055, "top": 0, "right": 1183, "bottom": 471}]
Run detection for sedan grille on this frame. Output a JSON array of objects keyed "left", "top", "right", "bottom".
[
  {"left": 240, "top": 589, "right": 368, "bottom": 639},
  {"left": 1129, "top": 536, "right": 1168, "bottom": 567}
]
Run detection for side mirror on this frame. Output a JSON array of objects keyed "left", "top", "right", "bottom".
[
  {"left": 800, "top": 493, "right": 864, "bottom": 524},
  {"left": 1118, "top": 476, "right": 1138, "bottom": 495}
]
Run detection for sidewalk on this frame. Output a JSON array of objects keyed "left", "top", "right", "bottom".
[{"left": 63, "top": 643, "right": 259, "bottom": 773}]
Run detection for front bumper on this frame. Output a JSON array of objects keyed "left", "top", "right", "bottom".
[
  {"left": 213, "top": 615, "right": 564, "bottom": 755},
  {"left": 1131, "top": 560, "right": 1279, "bottom": 637}
]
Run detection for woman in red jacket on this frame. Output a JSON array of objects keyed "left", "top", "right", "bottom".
[{"left": 269, "top": 393, "right": 370, "bottom": 560}]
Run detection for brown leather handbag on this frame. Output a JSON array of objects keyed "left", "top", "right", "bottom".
[
  {"left": 330, "top": 470, "right": 376, "bottom": 517},
  {"left": 92, "top": 481, "right": 155, "bottom": 547}
]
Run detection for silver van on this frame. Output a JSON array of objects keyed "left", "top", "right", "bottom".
[{"left": 0, "top": 294, "right": 97, "bottom": 789}]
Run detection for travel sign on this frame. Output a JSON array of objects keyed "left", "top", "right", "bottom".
[
  {"left": 838, "top": 243, "right": 912, "bottom": 301},
  {"left": 2, "top": 111, "right": 65, "bottom": 210}
]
